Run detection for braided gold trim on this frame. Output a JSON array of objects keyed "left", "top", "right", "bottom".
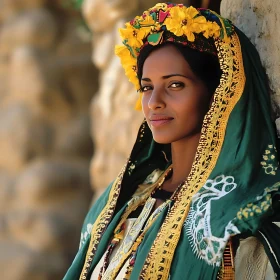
[
  {"left": 217, "top": 239, "right": 235, "bottom": 280},
  {"left": 79, "top": 162, "right": 128, "bottom": 280},
  {"left": 140, "top": 32, "right": 246, "bottom": 280}
]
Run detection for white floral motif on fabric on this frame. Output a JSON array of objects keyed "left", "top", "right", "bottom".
[
  {"left": 79, "top": 223, "right": 93, "bottom": 249},
  {"left": 184, "top": 175, "right": 240, "bottom": 266}
]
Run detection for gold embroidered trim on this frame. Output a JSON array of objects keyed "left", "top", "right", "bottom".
[
  {"left": 102, "top": 166, "right": 172, "bottom": 279},
  {"left": 140, "top": 32, "right": 246, "bottom": 280},
  {"left": 79, "top": 165, "right": 172, "bottom": 279},
  {"left": 79, "top": 162, "right": 128, "bottom": 280},
  {"left": 102, "top": 197, "right": 156, "bottom": 279},
  {"left": 217, "top": 239, "right": 235, "bottom": 280}
]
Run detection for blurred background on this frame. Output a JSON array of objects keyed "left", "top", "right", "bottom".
[{"left": 0, "top": 0, "right": 279, "bottom": 279}]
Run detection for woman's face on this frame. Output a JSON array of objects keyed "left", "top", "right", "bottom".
[{"left": 141, "top": 44, "right": 212, "bottom": 144}]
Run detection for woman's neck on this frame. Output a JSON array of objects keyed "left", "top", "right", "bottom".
[{"left": 163, "top": 132, "right": 201, "bottom": 192}]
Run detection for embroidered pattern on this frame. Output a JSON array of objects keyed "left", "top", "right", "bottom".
[
  {"left": 140, "top": 32, "right": 246, "bottom": 280},
  {"left": 79, "top": 223, "right": 93, "bottom": 249},
  {"left": 102, "top": 198, "right": 157, "bottom": 279},
  {"left": 127, "top": 162, "right": 136, "bottom": 175},
  {"left": 79, "top": 167, "right": 172, "bottom": 279},
  {"left": 260, "top": 144, "right": 278, "bottom": 175},
  {"left": 138, "top": 121, "right": 146, "bottom": 142},
  {"left": 142, "top": 169, "right": 164, "bottom": 184},
  {"left": 184, "top": 175, "right": 240, "bottom": 266},
  {"left": 237, "top": 183, "right": 280, "bottom": 221},
  {"left": 79, "top": 162, "right": 128, "bottom": 280}
]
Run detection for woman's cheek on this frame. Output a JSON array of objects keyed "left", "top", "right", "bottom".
[{"left": 141, "top": 94, "right": 150, "bottom": 117}]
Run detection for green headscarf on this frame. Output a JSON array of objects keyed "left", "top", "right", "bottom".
[{"left": 64, "top": 3, "right": 280, "bottom": 280}]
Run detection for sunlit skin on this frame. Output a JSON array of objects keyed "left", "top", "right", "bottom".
[{"left": 141, "top": 45, "right": 213, "bottom": 201}]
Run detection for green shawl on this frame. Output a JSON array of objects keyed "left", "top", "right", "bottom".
[{"left": 64, "top": 16, "right": 280, "bottom": 280}]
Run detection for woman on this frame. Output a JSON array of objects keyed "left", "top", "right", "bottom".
[{"left": 64, "top": 3, "right": 280, "bottom": 280}]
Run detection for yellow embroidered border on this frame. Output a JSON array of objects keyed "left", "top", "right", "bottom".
[
  {"left": 79, "top": 162, "right": 128, "bottom": 280},
  {"left": 79, "top": 164, "right": 172, "bottom": 279},
  {"left": 140, "top": 32, "right": 246, "bottom": 280}
]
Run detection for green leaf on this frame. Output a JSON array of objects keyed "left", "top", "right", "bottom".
[{"left": 147, "top": 32, "right": 163, "bottom": 46}]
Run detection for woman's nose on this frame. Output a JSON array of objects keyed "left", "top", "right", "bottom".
[{"left": 148, "top": 88, "right": 165, "bottom": 110}]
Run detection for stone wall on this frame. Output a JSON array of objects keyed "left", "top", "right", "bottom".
[
  {"left": 221, "top": 0, "right": 280, "bottom": 129},
  {"left": 0, "top": 1, "right": 98, "bottom": 279}
]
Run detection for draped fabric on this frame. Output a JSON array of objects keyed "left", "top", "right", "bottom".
[{"left": 63, "top": 6, "right": 280, "bottom": 280}]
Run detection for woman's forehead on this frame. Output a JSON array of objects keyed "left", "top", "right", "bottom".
[{"left": 142, "top": 45, "right": 193, "bottom": 78}]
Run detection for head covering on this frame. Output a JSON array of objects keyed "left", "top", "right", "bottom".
[
  {"left": 63, "top": 3, "right": 280, "bottom": 280},
  {"left": 115, "top": 3, "right": 233, "bottom": 109}
]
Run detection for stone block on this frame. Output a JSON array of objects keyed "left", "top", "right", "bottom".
[
  {"left": 221, "top": 0, "right": 280, "bottom": 117},
  {"left": 0, "top": 8, "right": 56, "bottom": 52}
]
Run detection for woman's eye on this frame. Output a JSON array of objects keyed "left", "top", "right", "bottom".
[
  {"left": 169, "top": 82, "right": 184, "bottom": 88},
  {"left": 141, "top": 85, "right": 152, "bottom": 92}
]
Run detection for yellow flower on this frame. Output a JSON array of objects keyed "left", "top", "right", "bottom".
[
  {"left": 124, "top": 63, "right": 139, "bottom": 90},
  {"left": 203, "top": 21, "right": 220, "bottom": 39},
  {"left": 139, "top": 13, "right": 159, "bottom": 33},
  {"left": 115, "top": 45, "right": 139, "bottom": 89},
  {"left": 148, "top": 3, "right": 168, "bottom": 11},
  {"left": 140, "top": 13, "right": 155, "bottom": 26},
  {"left": 135, "top": 92, "right": 143, "bottom": 111},
  {"left": 119, "top": 23, "right": 147, "bottom": 48},
  {"left": 184, "top": 15, "right": 208, "bottom": 41},
  {"left": 115, "top": 45, "right": 134, "bottom": 65},
  {"left": 165, "top": 6, "right": 207, "bottom": 42}
]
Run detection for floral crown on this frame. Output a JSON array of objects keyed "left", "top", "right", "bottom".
[{"left": 115, "top": 3, "right": 234, "bottom": 109}]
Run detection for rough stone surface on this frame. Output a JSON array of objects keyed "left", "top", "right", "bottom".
[
  {"left": 0, "top": 2, "right": 98, "bottom": 279},
  {"left": 221, "top": 0, "right": 280, "bottom": 129}
]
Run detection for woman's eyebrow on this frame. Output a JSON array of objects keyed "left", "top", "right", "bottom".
[
  {"left": 141, "top": 77, "right": 151, "bottom": 81},
  {"left": 141, "top": 74, "right": 188, "bottom": 81},
  {"left": 162, "top": 74, "right": 188, "bottom": 79}
]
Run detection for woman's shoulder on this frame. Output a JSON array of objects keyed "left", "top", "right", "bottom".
[{"left": 79, "top": 181, "right": 115, "bottom": 248}]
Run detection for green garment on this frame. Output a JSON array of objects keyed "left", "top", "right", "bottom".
[{"left": 64, "top": 8, "right": 280, "bottom": 280}]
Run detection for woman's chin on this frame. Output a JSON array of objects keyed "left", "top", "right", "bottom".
[{"left": 152, "top": 135, "right": 173, "bottom": 145}]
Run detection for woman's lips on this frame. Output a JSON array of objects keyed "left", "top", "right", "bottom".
[{"left": 149, "top": 116, "right": 174, "bottom": 127}]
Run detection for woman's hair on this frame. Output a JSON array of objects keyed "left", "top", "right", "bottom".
[{"left": 137, "top": 42, "right": 222, "bottom": 94}]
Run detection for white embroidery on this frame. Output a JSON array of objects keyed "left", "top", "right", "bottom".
[
  {"left": 79, "top": 223, "right": 93, "bottom": 249},
  {"left": 184, "top": 175, "right": 240, "bottom": 266}
]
